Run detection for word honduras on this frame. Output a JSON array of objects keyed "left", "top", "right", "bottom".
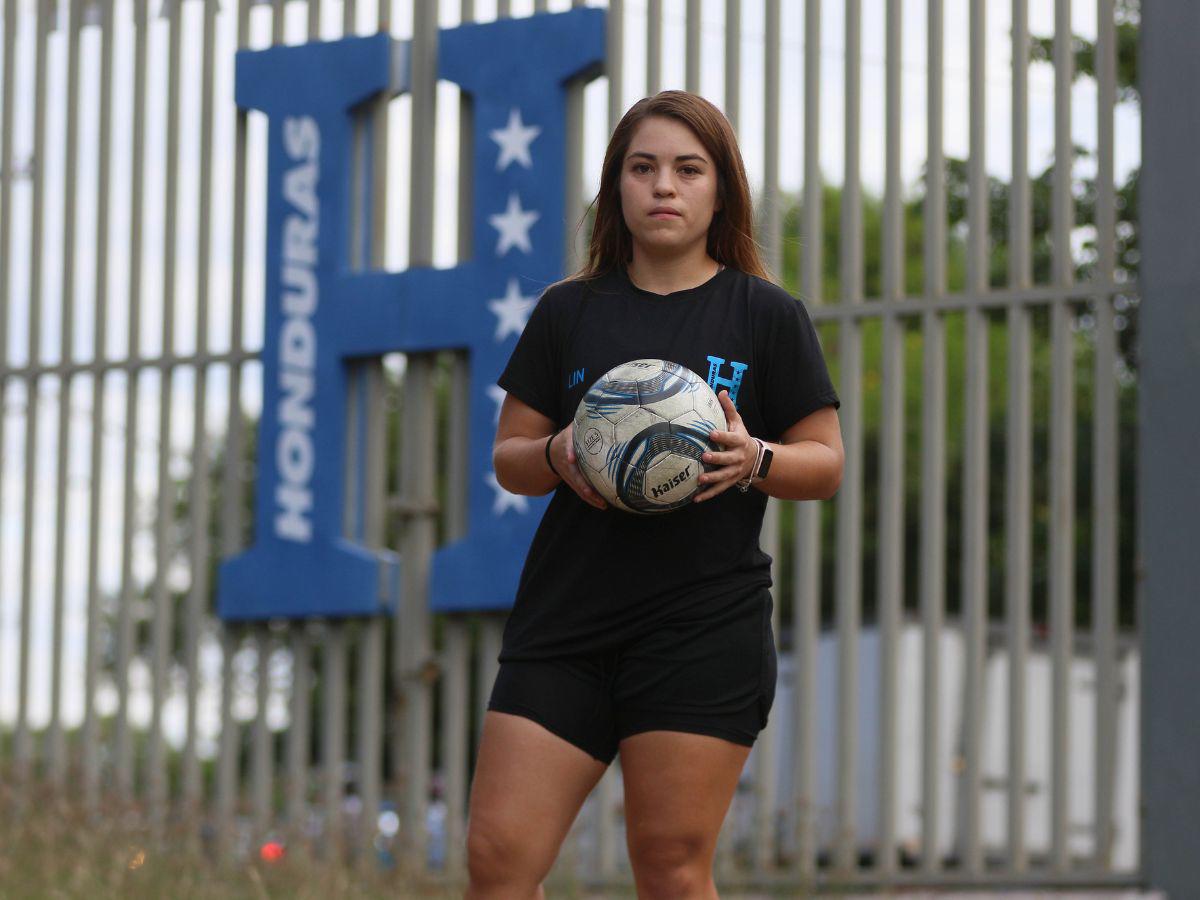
[
  {"left": 216, "top": 12, "right": 606, "bottom": 621},
  {"left": 276, "top": 117, "right": 320, "bottom": 542}
]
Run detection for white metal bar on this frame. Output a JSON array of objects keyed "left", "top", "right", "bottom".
[
  {"left": 1049, "top": 0, "right": 1075, "bottom": 873},
  {"left": 761, "top": 0, "right": 780, "bottom": 278},
  {"left": 876, "top": 0, "right": 904, "bottom": 875},
  {"left": 398, "top": 359, "right": 437, "bottom": 872},
  {"left": 216, "top": 0, "right": 253, "bottom": 859},
  {"left": 82, "top": 0, "right": 116, "bottom": 813},
  {"left": 791, "top": 501, "right": 820, "bottom": 880},
  {"left": 920, "top": 0, "right": 946, "bottom": 870},
  {"left": 114, "top": 0, "right": 150, "bottom": 801},
  {"left": 1005, "top": 295, "right": 1032, "bottom": 872},
  {"left": 918, "top": 311, "right": 946, "bottom": 876},
  {"left": 351, "top": 0, "right": 392, "bottom": 864},
  {"left": 47, "top": 0, "right": 85, "bottom": 789},
  {"left": 723, "top": 0, "right": 739, "bottom": 131},
  {"left": 216, "top": 629, "right": 239, "bottom": 860},
  {"left": 356, "top": 368, "right": 386, "bottom": 862},
  {"left": 0, "top": 0, "right": 14, "bottom": 384},
  {"left": 442, "top": 284, "right": 471, "bottom": 877},
  {"left": 754, "top": 498, "right": 781, "bottom": 874},
  {"left": 308, "top": 0, "right": 321, "bottom": 38},
  {"left": 14, "top": 0, "right": 53, "bottom": 790},
  {"left": 753, "top": 2, "right": 782, "bottom": 872},
  {"left": 565, "top": 61, "right": 585, "bottom": 269},
  {"left": 834, "top": 0, "right": 863, "bottom": 874},
  {"left": 0, "top": 0, "right": 11, "bottom": 788},
  {"left": 791, "top": 0, "right": 824, "bottom": 876},
  {"left": 607, "top": 0, "right": 623, "bottom": 131},
  {"left": 957, "top": 0, "right": 989, "bottom": 874},
  {"left": 286, "top": 626, "right": 312, "bottom": 846},
  {"left": 149, "top": 0, "right": 185, "bottom": 826},
  {"left": 396, "top": 0, "right": 438, "bottom": 872},
  {"left": 646, "top": 0, "right": 661, "bottom": 95},
  {"left": 1092, "top": 0, "right": 1119, "bottom": 871},
  {"left": 1006, "top": 0, "right": 1033, "bottom": 872},
  {"left": 876, "top": 282, "right": 905, "bottom": 869},
  {"left": 442, "top": 619, "right": 470, "bottom": 877},
  {"left": 322, "top": 625, "right": 348, "bottom": 858},
  {"left": 685, "top": 0, "right": 700, "bottom": 93},
  {"left": 183, "top": 0, "right": 219, "bottom": 815},
  {"left": 252, "top": 627, "right": 274, "bottom": 841}
]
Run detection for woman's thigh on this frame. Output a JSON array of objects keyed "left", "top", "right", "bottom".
[
  {"left": 618, "top": 729, "right": 751, "bottom": 865},
  {"left": 467, "top": 710, "right": 609, "bottom": 880}
]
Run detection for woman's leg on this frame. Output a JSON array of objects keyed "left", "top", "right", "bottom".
[
  {"left": 466, "top": 710, "right": 609, "bottom": 900},
  {"left": 618, "top": 730, "right": 752, "bottom": 900}
]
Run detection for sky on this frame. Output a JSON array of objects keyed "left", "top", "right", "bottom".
[{"left": 0, "top": 0, "right": 1142, "bottom": 752}]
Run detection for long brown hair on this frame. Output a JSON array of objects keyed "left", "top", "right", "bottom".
[{"left": 569, "top": 90, "right": 771, "bottom": 283}]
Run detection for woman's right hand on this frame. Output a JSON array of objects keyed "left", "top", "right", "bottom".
[{"left": 549, "top": 423, "right": 608, "bottom": 510}]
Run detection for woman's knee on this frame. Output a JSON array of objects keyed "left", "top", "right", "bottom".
[
  {"left": 466, "top": 816, "right": 549, "bottom": 891},
  {"left": 628, "top": 832, "right": 714, "bottom": 898}
]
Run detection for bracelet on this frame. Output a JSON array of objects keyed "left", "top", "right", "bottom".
[
  {"left": 544, "top": 429, "right": 562, "bottom": 480},
  {"left": 736, "top": 438, "right": 764, "bottom": 493}
]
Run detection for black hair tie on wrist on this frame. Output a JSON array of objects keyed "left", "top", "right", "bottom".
[{"left": 544, "top": 429, "right": 562, "bottom": 480}]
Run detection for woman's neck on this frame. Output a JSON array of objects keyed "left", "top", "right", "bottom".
[{"left": 625, "top": 247, "right": 722, "bottom": 296}]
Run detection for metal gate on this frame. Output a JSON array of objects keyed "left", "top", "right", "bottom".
[{"left": 0, "top": 0, "right": 1141, "bottom": 890}]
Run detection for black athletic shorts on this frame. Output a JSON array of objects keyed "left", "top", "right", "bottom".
[{"left": 487, "top": 587, "right": 778, "bottom": 765}]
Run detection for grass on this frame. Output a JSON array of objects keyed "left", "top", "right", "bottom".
[{"left": 0, "top": 783, "right": 474, "bottom": 899}]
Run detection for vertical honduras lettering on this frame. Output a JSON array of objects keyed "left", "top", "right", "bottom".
[
  {"left": 276, "top": 116, "right": 320, "bottom": 543},
  {"left": 216, "top": 12, "right": 606, "bottom": 620}
]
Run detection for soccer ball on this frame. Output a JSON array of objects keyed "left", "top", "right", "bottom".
[{"left": 572, "top": 359, "right": 727, "bottom": 514}]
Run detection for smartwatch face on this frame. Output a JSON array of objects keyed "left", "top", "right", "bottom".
[{"left": 757, "top": 445, "right": 774, "bottom": 479}]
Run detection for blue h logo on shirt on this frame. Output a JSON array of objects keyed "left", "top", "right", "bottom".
[
  {"left": 706, "top": 356, "right": 748, "bottom": 408},
  {"left": 216, "top": 11, "right": 606, "bottom": 621}
]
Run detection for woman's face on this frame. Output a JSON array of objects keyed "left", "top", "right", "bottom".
[{"left": 619, "top": 115, "right": 720, "bottom": 259}]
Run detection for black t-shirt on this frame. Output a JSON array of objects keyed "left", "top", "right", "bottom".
[{"left": 496, "top": 264, "right": 841, "bottom": 661}]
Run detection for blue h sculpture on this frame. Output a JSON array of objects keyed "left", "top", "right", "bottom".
[{"left": 218, "top": 10, "right": 606, "bottom": 620}]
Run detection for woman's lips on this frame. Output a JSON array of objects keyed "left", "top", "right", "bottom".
[{"left": 649, "top": 210, "right": 681, "bottom": 219}]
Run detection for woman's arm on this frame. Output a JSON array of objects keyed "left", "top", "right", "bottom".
[
  {"left": 694, "top": 392, "right": 844, "bottom": 503},
  {"left": 752, "top": 405, "right": 843, "bottom": 501},
  {"left": 493, "top": 393, "right": 608, "bottom": 509}
]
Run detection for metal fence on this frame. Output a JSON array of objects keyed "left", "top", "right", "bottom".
[{"left": 0, "top": 0, "right": 1140, "bottom": 890}]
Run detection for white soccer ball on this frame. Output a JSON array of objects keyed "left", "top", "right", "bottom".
[{"left": 572, "top": 359, "right": 728, "bottom": 514}]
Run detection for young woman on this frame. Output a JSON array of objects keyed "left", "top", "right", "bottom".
[{"left": 467, "top": 91, "right": 844, "bottom": 899}]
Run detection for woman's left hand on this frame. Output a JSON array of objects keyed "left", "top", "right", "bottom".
[{"left": 693, "top": 390, "right": 757, "bottom": 503}]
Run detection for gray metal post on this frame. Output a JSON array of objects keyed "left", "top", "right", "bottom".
[{"left": 1139, "top": 1, "right": 1200, "bottom": 895}]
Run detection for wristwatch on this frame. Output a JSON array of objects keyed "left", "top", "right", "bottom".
[{"left": 736, "top": 438, "right": 774, "bottom": 493}]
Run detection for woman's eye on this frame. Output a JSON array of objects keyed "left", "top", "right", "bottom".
[
  {"left": 680, "top": 166, "right": 700, "bottom": 176},
  {"left": 633, "top": 163, "right": 651, "bottom": 174}
]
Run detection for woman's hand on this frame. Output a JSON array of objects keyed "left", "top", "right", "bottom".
[
  {"left": 549, "top": 423, "right": 608, "bottom": 510},
  {"left": 693, "top": 390, "right": 757, "bottom": 503}
]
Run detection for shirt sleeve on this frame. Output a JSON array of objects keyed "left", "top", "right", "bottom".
[
  {"left": 496, "top": 286, "right": 564, "bottom": 423},
  {"left": 756, "top": 284, "right": 841, "bottom": 440}
]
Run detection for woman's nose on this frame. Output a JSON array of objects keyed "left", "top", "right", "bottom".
[{"left": 653, "top": 172, "right": 676, "bottom": 196}]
